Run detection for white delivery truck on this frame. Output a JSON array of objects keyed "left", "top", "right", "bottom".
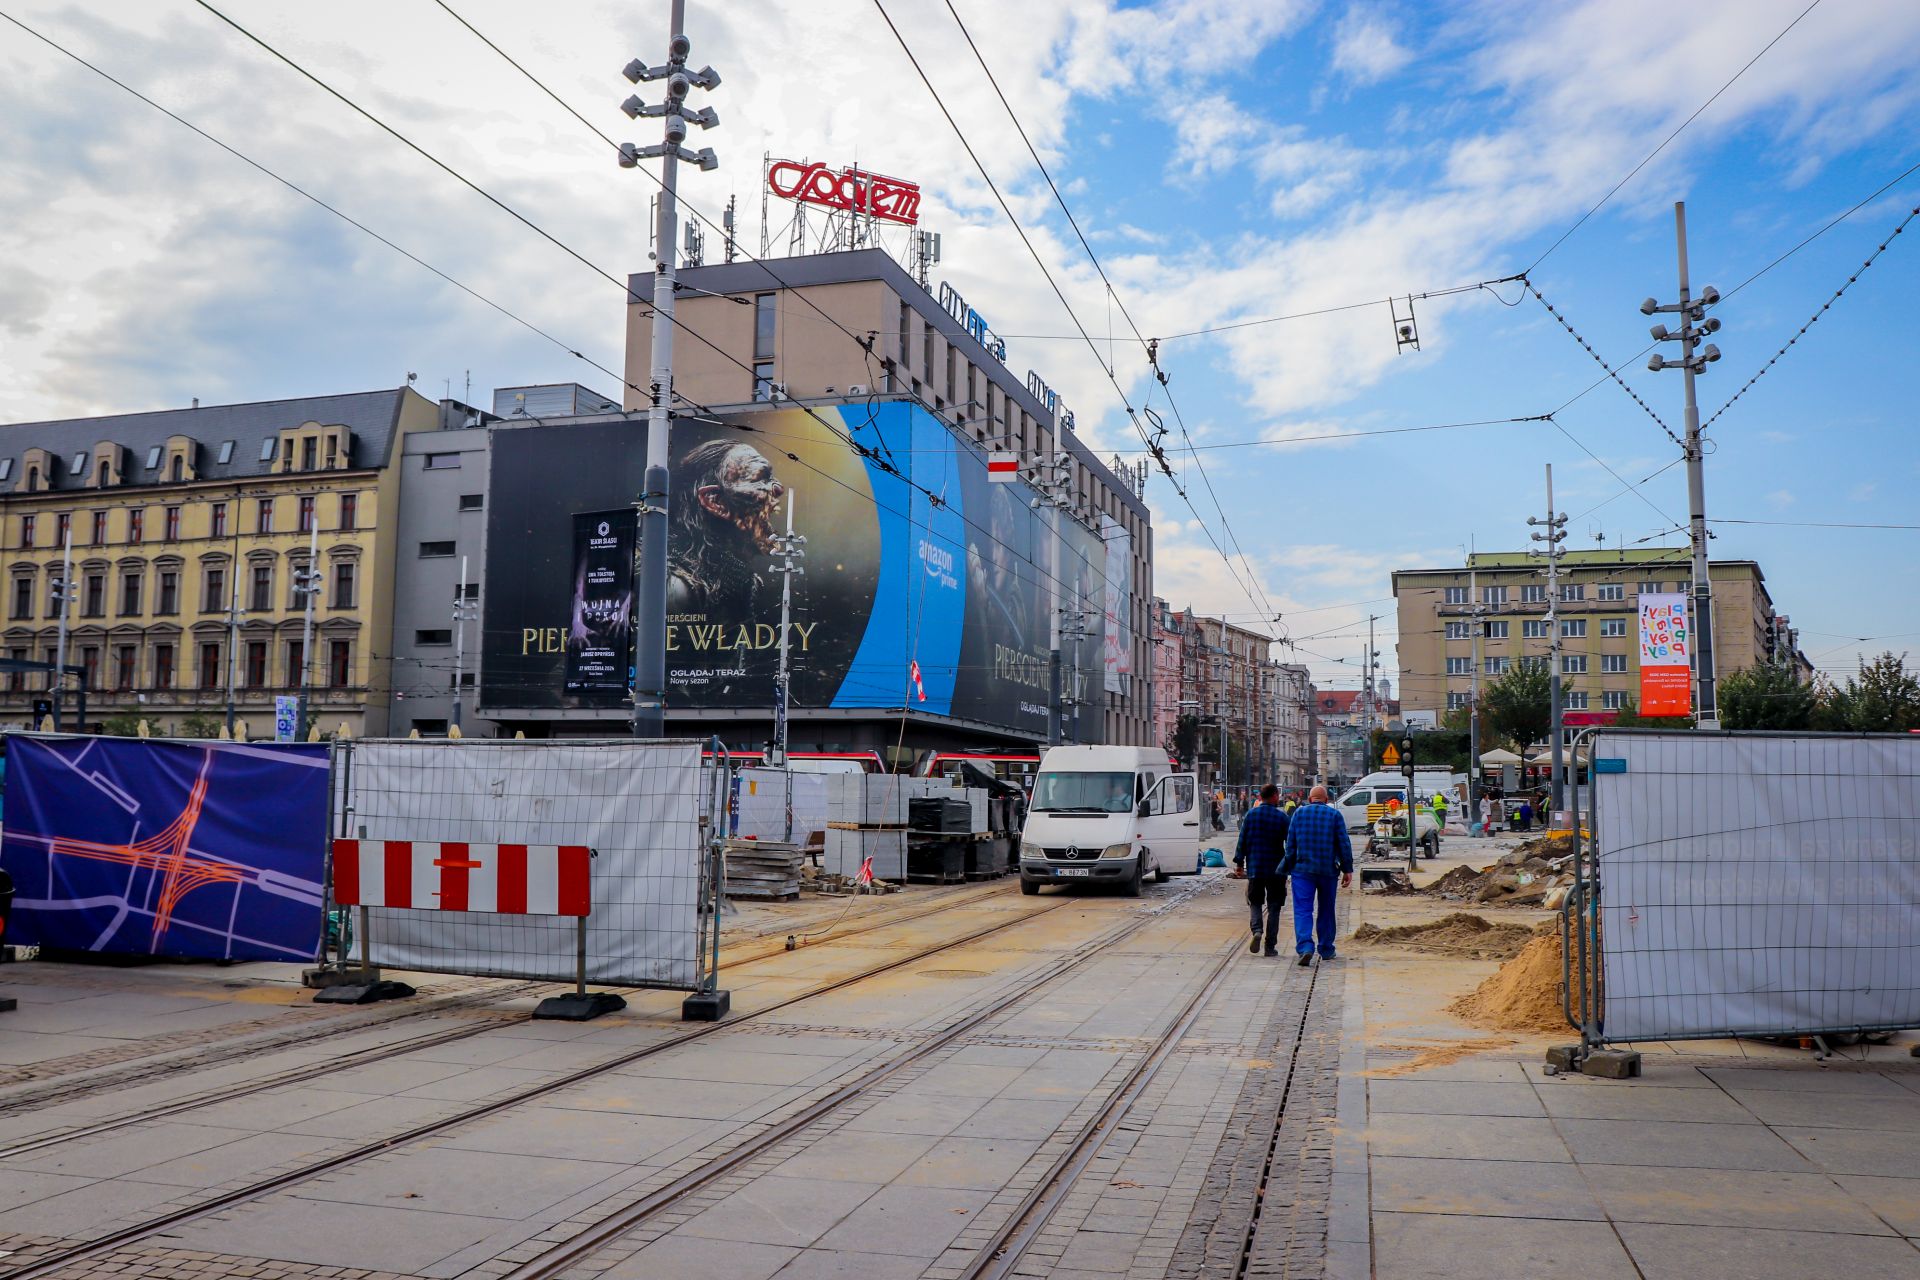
[{"left": 1018, "top": 745, "right": 1204, "bottom": 896}]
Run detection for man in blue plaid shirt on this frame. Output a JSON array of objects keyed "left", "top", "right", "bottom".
[
  {"left": 1232, "top": 783, "right": 1291, "bottom": 957},
  {"left": 1285, "top": 784, "right": 1354, "bottom": 966}
]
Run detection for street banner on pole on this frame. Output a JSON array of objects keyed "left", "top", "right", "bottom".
[
  {"left": 274, "top": 695, "right": 299, "bottom": 742},
  {"left": 1639, "top": 593, "right": 1692, "bottom": 717},
  {"left": 986, "top": 451, "right": 1018, "bottom": 481}
]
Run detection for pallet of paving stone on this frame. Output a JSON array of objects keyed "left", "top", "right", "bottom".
[{"left": 723, "top": 840, "right": 804, "bottom": 900}]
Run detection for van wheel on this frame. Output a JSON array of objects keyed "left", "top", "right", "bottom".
[
  {"left": 1123, "top": 865, "right": 1145, "bottom": 898},
  {"left": 1020, "top": 880, "right": 1040, "bottom": 896},
  {"left": 1154, "top": 865, "right": 1169, "bottom": 883}
]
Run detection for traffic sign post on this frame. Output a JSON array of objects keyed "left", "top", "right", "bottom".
[{"left": 1400, "top": 736, "right": 1418, "bottom": 873}]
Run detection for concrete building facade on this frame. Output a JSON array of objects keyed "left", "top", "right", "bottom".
[
  {"left": 0, "top": 388, "right": 443, "bottom": 738},
  {"left": 626, "top": 249, "right": 1154, "bottom": 747},
  {"left": 1392, "top": 548, "right": 1811, "bottom": 723}
]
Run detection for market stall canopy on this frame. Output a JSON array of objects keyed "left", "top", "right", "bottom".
[{"left": 1479, "top": 748, "right": 1523, "bottom": 765}]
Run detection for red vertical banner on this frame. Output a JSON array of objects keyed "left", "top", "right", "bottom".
[{"left": 1638, "top": 593, "right": 1693, "bottom": 717}]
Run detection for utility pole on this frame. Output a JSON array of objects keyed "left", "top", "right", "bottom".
[
  {"left": 767, "top": 491, "right": 804, "bottom": 768},
  {"left": 1529, "top": 465, "right": 1568, "bottom": 815},
  {"left": 1467, "top": 545, "right": 1482, "bottom": 832},
  {"left": 50, "top": 523, "right": 73, "bottom": 730},
  {"left": 450, "top": 554, "right": 477, "bottom": 734},
  {"left": 224, "top": 564, "right": 244, "bottom": 737},
  {"left": 1032, "top": 451, "right": 1070, "bottom": 747},
  {"left": 295, "top": 521, "right": 320, "bottom": 737},
  {"left": 1644, "top": 200, "right": 1723, "bottom": 729},
  {"left": 620, "top": 0, "right": 720, "bottom": 739}
]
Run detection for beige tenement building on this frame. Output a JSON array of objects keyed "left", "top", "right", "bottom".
[{"left": 1392, "top": 548, "right": 1810, "bottom": 724}]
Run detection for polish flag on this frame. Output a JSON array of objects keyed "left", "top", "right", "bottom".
[
  {"left": 909, "top": 659, "right": 927, "bottom": 702},
  {"left": 986, "top": 451, "right": 1019, "bottom": 482},
  {"left": 855, "top": 855, "right": 875, "bottom": 887}
]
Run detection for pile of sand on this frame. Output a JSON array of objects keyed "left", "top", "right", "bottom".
[
  {"left": 1351, "top": 912, "right": 1536, "bottom": 961},
  {"left": 1448, "top": 923, "right": 1586, "bottom": 1033}
]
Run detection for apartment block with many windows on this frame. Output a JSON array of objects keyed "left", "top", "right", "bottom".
[
  {"left": 0, "top": 387, "right": 447, "bottom": 737},
  {"left": 1391, "top": 548, "right": 1812, "bottom": 727}
]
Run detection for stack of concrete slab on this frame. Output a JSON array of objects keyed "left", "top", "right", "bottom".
[
  {"left": 723, "top": 840, "right": 804, "bottom": 900},
  {"left": 826, "top": 773, "right": 910, "bottom": 827},
  {"left": 824, "top": 828, "right": 907, "bottom": 880}
]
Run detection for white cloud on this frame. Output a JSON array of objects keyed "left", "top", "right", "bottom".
[
  {"left": 1848, "top": 482, "right": 1877, "bottom": 503},
  {"left": 1767, "top": 489, "right": 1796, "bottom": 509},
  {"left": 1331, "top": 8, "right": 1413, "bottom": 84}
]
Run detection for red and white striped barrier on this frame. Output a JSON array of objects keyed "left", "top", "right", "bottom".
[{"left": 331, "top": 840, "right": 592, "bottom": 917}]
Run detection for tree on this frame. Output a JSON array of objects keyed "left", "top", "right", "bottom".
[
  {"left": 1480, "top": 664, "right": 1551, "bottom": 753},
  {"left": 1820, "top": 651, "right": 1920, "bottom": 732},
  {"left": 1609, "top": 697, "right": 1692, "bottom": 731},
  {"left": 1170, "top": 713, "right": 1201, "bottom": 769},
  {"left": 175, "top": 712, "right": 224, "bottom": 739},
  {"left": 1717, "top": 663, "right": 1819, "bottom": 731},
  {"left": 100, "top": 713, "right": 145, "bottom": 737}
]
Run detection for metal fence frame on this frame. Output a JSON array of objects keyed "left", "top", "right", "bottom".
[
  {"left": 323, "top": 735, "right": 728, "bottom": 997},
  {"left": 1563, "top": 726, "right": 1920, "bottom": 1055}
]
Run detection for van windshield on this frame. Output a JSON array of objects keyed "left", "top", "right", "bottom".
[{"left": 1031, "top": 771, "right": 1135, "bottom": 813}]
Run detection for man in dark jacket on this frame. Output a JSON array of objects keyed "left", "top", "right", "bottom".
[
  {"left": 1231, "top": 783, "right": 1291, "bottom": 957},
  {"left": 1285, "top": 784, "right": 1354, "bottom": 966}
]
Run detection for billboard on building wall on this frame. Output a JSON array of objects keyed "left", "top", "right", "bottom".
[
  {"left": 480, "top": 403, "right": 1104, "bottom": 738},
  {"left": 1638, "top": 593, "right": 1692, "bottom": 717},
  {"left": 565, "top": 509, "right": 638, "bottom": 704},
  {"left": 1101, "top": 513, "right": 1133, "bottom": 694}
]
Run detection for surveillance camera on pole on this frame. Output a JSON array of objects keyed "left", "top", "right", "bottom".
[
  {"left": 1644, "top": 200, "right": 1723, "bottom": 729},
  {"left": 619, "top": 0, "right": 720, "bottom": 740}
]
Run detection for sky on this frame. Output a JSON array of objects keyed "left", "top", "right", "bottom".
[{"left": 2, "top": 0, "right": 1917, "bottom": 702}]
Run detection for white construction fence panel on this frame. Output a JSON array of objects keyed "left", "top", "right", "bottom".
[
  {"left": 343, "top": 738, "right": 707, "bottom": 988},
  {"left": 1592, "top": 731, "right": 1920, "bottom": 1042},
  {"left": 733, "top": 768, "right": 829, "bottom": 843}
]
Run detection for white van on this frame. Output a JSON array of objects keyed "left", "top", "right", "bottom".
[{"left": 1018, "top": 745, "right": 1203, "bottom": 896}]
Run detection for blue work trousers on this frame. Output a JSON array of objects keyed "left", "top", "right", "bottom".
[{"left": 1290, "top": 871, "right": 1340, "bottom": 958}]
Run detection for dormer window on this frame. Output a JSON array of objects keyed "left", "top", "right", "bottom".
[
  {"left": 218, "top": 440, "right": 235, "bottom": 464},
  {"left": 71, "top": 451, "right": 88, "bottom": 478},
  {"left": 0, "top": 459, "right": 12, "bottom": 482},
  {"left": 146, "top": 445, "right": 163, "bottom": 469},
  {"left": 325, "top": 435, "right": 340, "bottom": 467},
  {"left": 170, "top": 456, "right": 184, "bottom": 482},
  {"left": 259, "top": 439, "right": 277, "bottom": 463}
]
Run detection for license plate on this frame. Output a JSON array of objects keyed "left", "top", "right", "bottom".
[{"left": 1055, "top": 867, "right": 1091, "bottom": 877}]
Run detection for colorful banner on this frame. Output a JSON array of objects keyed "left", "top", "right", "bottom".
[
  {"left": 1638, "top": 592, "right": 1692, "bottom": 717},
  {"left": 0, "top": 736, "right": 329, "bottom": 961}
]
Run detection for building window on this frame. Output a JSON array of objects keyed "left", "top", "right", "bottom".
[
  {"left": 170, "top": 455, "right": 185, "bottom": 482},
  {"left": 1485, "top": 657, "right": 1510, "bottom": 675},
  {"left": 1482, "top": 585, "right": 1507, "bottom": 605},
  {"left": 1602, "top": 690, "right": 1627, "bottom": 711},
  {"left": 458, "top": 493, "right": 484, "bottom": 512},
  {"left": 256, "top": 499, "right": 274, "bottom": 534},
  {"left": 1562, "top": 655, "right": 1587, "bottom": 675},
  {"left": 1564, "top": 690, "right": 1589, "bottom": 710},
  {"left": 56, "top": 512, "right": 71, "bottom": 547},
  {"left": 1443, "top": 586, "right": 1468, "bottom": 605},
  {"left": 1671, "top": 581, "right": 1691, "bottom": 594},
  {"left": 419, "top": 541, "right": 455, "bottom": 558},
  {"left": 204, "top": 565, "right": 226, "bottom": 613},
  {"left": 145, "top": 445, "right": 163, "bottom": 470},
  {"left": 1519, "top": 655, "right": 1549, "bottom": 673},
  {"left": 1445, "top": 622, "right": 1471, "bottom": 640},
  {"left": 154, "top": 643, "right": 175, "bottom": 689},
  {"left": 339, "top": 492, "right": 357, "bottom": 530},
  {"left": 260, "top": 438, "right": 277, "bottom": 463},
  {"left": 158, "top": 571, "right": 179, "bottom": 615},
  {"left": 1560, "top": 583, "right": 1585, "bottom": 602},
  {"left": 1447, "top": 691, "right": 1469, "bottom": 711},
  {"left": 7, "top": 646, "right": 25, "bottom": 691},
  {"left": 415, "top": 628, "right": 453, "bottom": 646},
  {"left": 129, "top": 509, "right": 145, "bottom": 544},
  {"left": 1560, "top": 619, "right": 1586, "bottom": 638},
  {"left": 246, "top": 641, "right": 267, "bottom": 688},
  {"left": 1600, "top": 619, "right": 1628, "bottom": 637},
  {"left": 1597, "top": 583, "right": 1625, "bottom": 601},
  {"left": 92, "top": 509, "right": 109, "bottom": 544},
  {"left": 19, "top": 514, "right": 33, "bottom": 549},
  {"left": 80, "top": 645, "right": 99, "bottom": 688},
  {"left": 752, "top": 360, "right": 775, "bottom": 402},
  {"left": 218, "top": 440, "right": 235, "bottom": 465},
  {"left": 298, "top": 495, "right": 316, "bottom": 533},
  {"left": 329, "top": 640, "right": 352, "bottom": 687},
  {"left": 1521, "top": 584, "right": 1547, "bottom": 603},
  {"left": 332, "top": 562, "right": 356, "bottom": 609},
  {"left": 11, "top": 577, "right": 32, "bottom": 620},
  {"left": 83, "top": 573, "right": 105, "bottom": 617},
  {"left": 1485, "top": 621, "right": 1509, "bottom": 639},
  {"left": 72, "top": 450, "right": 88, "bottom": 478},
  {"left": 119, "top": 571, "right": 142, "bottom": 616},
  {"left": 199, "top": 642, "right": 221, "bottom": 690},
  {"left": 424, "top": 452, "right": 461, "bottom": 470},
  {"left": 164, "top": 506, "right": 181, "bottom": 542},
  {"left": 301, "top": 437, "right": 317, "bottom": 471},
  {"left": 1446, "top": 657, "right": 1472, "bottom": 675},
  {"left": 1638, "top": 580, "right": 1661, "bottom": 594},
  {"left": 326, "top": 435, "right": 340, "bottom": 467},
  {"left": 250, "top": 565, "right": 273, "bottom": 612},
  {"left": 114, "top": 644, "right": 136, "bottom": 691},
  {"left": 922, "top": 321, "right": 934, "bottom": 386},
  {"left": 286, "top": 640, "right": 305, "bottom": 688},
  {"left": 211, "top": 502, "right": 228, "bottom": 538},
  {"left": 456, "top": 582, "right": 479, "bottom": 601},
  {"left": 1602, "top": 654, "right": 1629, "bottom": 673},
  {"left": 753, "top": 292, "right": 776, "bottom": 359}
]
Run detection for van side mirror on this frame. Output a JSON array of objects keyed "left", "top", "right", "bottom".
[{"left": 1137, "top": 799, "right": 1151, "bottom": 818}]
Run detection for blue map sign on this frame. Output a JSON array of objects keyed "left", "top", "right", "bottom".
[{"left": 0, "top": 736, "right": 330, "bottom": 962}]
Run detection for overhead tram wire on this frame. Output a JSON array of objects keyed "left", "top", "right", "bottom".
[
  {"left": 927, "top": 0, "right": 1281, "bottom": 628},
  {"left": 866, "top": 0, "right": 1276, "bottom": 629},
  {"left": 1523, "top": 0, "right": 1824, "bottom": 274}
]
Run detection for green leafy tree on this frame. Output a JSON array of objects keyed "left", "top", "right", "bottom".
[
  {"left": 1609, "top": 697, "right": 1693, "bottom": 730},
  {"left": 1169, "top": 713, "right": 1201, "bottom": 769},
  {"left": 1481, "top": 664, "right": 1552, "bottom": 753},
  {"left": 1819, "top": 651, "right": 1920, "bottom": 732},
  {"left": 1717, "top": 663, "right": 1819, "bottom": 731},
  {"left": 175, "top": 712, "right": 225, "bottom": 739},
  {"left": 100, "top": 713, "right": 145, "bottom": 737}
]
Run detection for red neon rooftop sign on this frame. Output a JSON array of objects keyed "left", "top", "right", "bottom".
[{"left": 766, "top": 160, "right": 921, "bottom": 226}]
